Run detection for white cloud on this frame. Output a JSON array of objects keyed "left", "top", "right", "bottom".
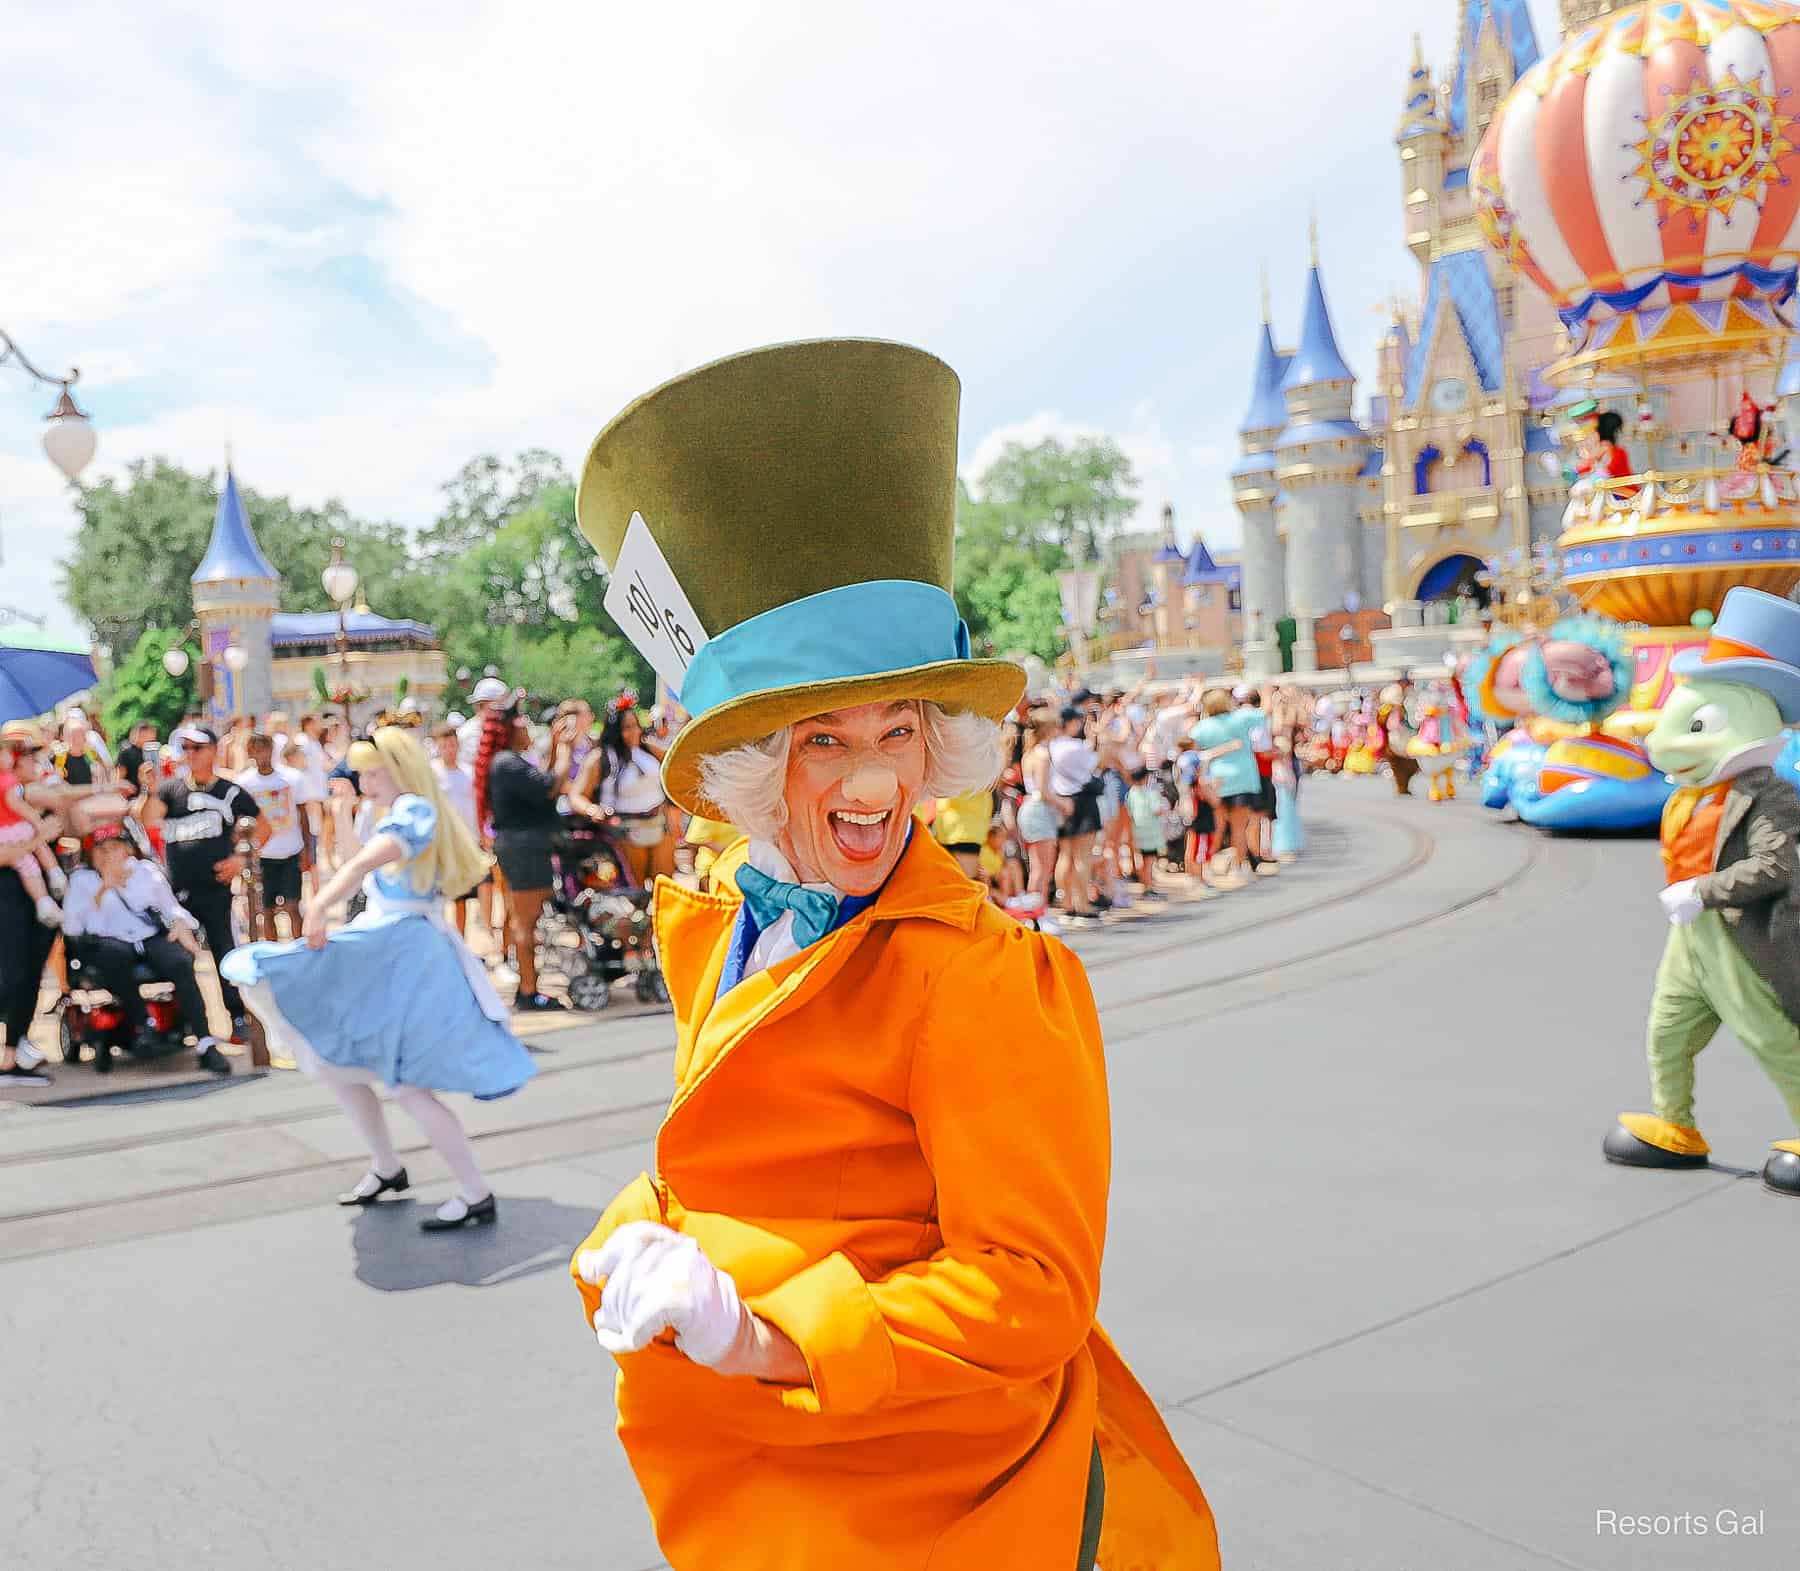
[{"left": 2, "top": 0, "right": 1566, "bottom": 640}]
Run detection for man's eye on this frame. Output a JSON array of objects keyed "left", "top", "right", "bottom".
[
  {"left": 884, "top": 726, "right": 915, "bottom": 742},
  {"left": 806, "top": 733, "right": 841, "bottom": 748}
]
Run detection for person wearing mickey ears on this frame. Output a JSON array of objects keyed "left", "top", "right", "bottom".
[{"left": 565, "top": 341, "right": 1217, "bottom": 1571}]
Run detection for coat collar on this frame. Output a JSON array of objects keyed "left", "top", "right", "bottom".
[
  {"left": 1715, "top": 766, "right": 1779, "bottom": 864},
  {"left": 653, "top": 828, "right": 987, "bottom": 1102}
]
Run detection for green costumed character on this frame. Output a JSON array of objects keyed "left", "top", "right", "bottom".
[{"left": 1603, "top": 588, "right": 1800, "bottom": 1196}]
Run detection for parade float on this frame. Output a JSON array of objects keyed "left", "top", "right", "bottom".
[{"left": 1466, "top": 0, "right": 1800, "bottom": 829}]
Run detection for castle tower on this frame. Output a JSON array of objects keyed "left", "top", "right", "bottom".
[
  {"left": 1396, "top": 34, "right": 1447, "bottom": 265},
  {"left": 1231, "top": 297, "right": 1290, "bottom": 677},
  {"left": 1150, "top": 502, "right": 1186, "bottom": 648},
  {"left": 1274, "top": 244, "right": 1368, "bottom": 673},
  {"left": 190, "top": 467, "right": 279, "bottom": 723}
]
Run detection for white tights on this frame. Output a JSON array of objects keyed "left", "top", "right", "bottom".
[{"left": 241, "top": 979, "right": 491, "bottom": 1203}]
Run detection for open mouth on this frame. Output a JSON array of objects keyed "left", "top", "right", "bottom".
[{"left": 828, "top": 808, "right": 893, "bottom": 860}]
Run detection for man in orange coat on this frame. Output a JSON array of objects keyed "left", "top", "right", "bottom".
[{"left": 569, "top": 340, "right": 1217, "bottom": 1570}]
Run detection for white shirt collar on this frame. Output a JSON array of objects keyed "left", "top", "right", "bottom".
[{"left": 745, "top": 838, "right": 843, "bottom": 899}]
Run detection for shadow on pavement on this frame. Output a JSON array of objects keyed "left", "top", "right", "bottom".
[{"left": 351, "top": 1193, "right": 599, "bottom": 1293}]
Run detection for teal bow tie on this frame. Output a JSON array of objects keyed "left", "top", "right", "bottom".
[{"left": 736, "top": 863, "right": 841, "bottom": 949}]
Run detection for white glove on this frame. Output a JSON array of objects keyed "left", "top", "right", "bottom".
[
  {"left": 576, "top": 1221, "right": 745, "bottom": 1367},
  {"left": 1659, "top": 877, "right": 1704, "bottom": 927}
]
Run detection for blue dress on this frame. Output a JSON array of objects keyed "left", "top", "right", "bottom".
[{"left": 221, "top": 796, "right": 535, "bottom": 1100}]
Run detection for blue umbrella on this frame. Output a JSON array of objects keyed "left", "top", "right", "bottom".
[{"left": 0, "top": 638, "right": 98, "bottom": 725}]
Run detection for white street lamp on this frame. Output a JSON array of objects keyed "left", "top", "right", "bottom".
[
  {"left": 322, "top": 540, "right": 359, "bottom": 605},
  {"left": 162, "top": 647, "right": 191, "bottom": 677},
  {"left": 2, "top": 332, "right": 98, "bottom": 479},
  {"left": 42, "top": 388, "right": 97, "bottom": 480},
  {"left": 223, "top": 643, "right": 250, "bottom": 674}
]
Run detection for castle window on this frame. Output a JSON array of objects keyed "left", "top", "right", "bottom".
[{"left": 1479, "top": 76, "right": 1500, "bottom": 112}]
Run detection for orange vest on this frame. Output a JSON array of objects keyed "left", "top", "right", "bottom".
[{"left": 1660, "top": 783, "right": 1730, "bottom": 885}]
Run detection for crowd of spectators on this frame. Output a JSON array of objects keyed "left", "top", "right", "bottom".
[
  {"left": 0, "top": 682, "right": 684, "bottom": 1085},
  {"left": 2, "top": 669, "right": 1351, "bottom": 1085}
]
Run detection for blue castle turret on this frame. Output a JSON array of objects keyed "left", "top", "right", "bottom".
[
  {"left": 191, "top": 467, "right": 280, "bottom": 721},
  {"left": 1273, "top": 246, "right": 1368, "bottom": 673},
  {"left": 1231, "top": 306, "right": 1291, "bottom": 677}
]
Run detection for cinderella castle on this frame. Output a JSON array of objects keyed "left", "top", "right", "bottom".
[{"left": 1231, "top": 0, "right": 1625, "bottom": 679}]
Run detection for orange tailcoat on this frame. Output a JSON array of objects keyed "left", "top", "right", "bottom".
[{"left": 571, "top": 832, "right": 1218, "bottom": 1569}]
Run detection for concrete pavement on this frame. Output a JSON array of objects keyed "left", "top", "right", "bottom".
[{"left": 2, "top": 780, "right": 1794, "bottom": 1570}]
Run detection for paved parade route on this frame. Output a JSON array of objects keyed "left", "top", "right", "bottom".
[{"left": 4, "top": 782, "right": 1794, "bottom": 1570}]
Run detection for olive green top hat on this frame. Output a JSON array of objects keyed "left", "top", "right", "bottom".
[{"left": 576, "top": 339, "right": 1026, "bottom": 817}]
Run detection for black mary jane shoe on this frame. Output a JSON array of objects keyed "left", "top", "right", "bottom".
[
  {"left": 420, "top": 1193, "right": 498, "bottom": 1232},
  {"left": 337, "top": 1167, "right": 411, "bottom": 1207},
  {"left": 196, "top": 1043, "right": 234, "bottom": 1076},
  {"left": 513, "top": 992, "right": 567, "bottom": 1013}
]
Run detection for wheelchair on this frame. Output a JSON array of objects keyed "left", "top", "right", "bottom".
[{"left": 56, "top": 939, "right": 189, "bottom": 1071}]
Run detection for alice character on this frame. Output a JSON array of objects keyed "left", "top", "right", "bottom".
[{"left": 223, "top": 727, "right": 535, "bottom": 1229}]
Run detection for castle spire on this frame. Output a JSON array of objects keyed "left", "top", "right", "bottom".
[
  {"left": 192, "top": 466, "right": 277, "bottom": 585},
  {"left": 1241, "top": 318, "right": 1288, "bottom": 434},
  {"left": 1281, "top": 255, "right": 1355, "bottom": 392}
]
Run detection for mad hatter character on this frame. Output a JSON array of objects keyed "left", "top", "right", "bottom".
[
  {"left": 1603, "top": 588, "right": 1800, "bottom": 1196},
  {"left": 566, "top": 341, "right": 1216, "bottom": 1571}
]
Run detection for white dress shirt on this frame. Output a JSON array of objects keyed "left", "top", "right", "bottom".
[{"left": 62, "top": 861, "right": 199, "bottom": 945}]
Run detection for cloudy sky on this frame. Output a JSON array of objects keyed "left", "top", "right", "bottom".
[{"left": 0, "top": 0, "right": 1561, "bottom": 640}]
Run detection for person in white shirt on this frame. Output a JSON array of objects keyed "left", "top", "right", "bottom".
[
  {"left": 236, "top": 733, "right": 305, "bottom": 936},
  {"left": 294, "top": 714, "right": 332, "bottom": 876},
  {"left": 61, "top": 823, "right": 229, "bottom": 1073},
  {"left": 431, "top": 721, "right": 487, "bottom": 941},
  {"left": 282, "top": 740, "right": 326, "bottom": 898},
  {"left": 458, "top": 677, "right": 512, "bottom": 769},
  {"left": 568, "top": 697, "right": 676, "bottom": 883},
  {"left": 1047, "top": 706, "right": 1101, "bottom": 924}
]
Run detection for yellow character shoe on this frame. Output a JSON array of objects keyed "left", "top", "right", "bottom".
[
  {"left": 1762, "top": 1140, "right": 1800, "bottom": 1196},
  {"left": 1603, "top": 1112, "right": 1711, "bottom": 1170}
]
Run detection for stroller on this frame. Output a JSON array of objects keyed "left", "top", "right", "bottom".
[{"left": 546, "top": 825, "right": 667, "bottom": 1012}]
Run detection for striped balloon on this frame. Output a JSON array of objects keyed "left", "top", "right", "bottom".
[{"left": 1474, "top": 0, "right": 1800, "bottom": 331}]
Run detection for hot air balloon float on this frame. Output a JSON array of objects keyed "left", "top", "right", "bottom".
[{"left": 1469, "top": 0, "right": 1800, "bottom": 829}]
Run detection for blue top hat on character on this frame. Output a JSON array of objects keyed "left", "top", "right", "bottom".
[{"left": 1672, "top": 587, "right": 1800, "bottom": 724}]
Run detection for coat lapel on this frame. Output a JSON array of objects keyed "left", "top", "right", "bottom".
[
  {"left": 1713, "top": 776, "right": 1760, "bottom": 868},
  {"left": 655, "top": 831, "right": 987, "bottom": 1121}
]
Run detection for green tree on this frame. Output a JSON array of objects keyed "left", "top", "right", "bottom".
[
  {"left": 97, "top": 626, "right": 198, "bottom": 738},
  {"left": 973, "top": 436, "right": 1139, "bottom": 564},
  {"left": 428, "top": 477, "right": 649, "bottom": 709},
  {"left": 953, "top": 483, "right": 1068, "bottom": 663},
  {"left": 416, "top": 449, "right": 571, "bottom": 566}
]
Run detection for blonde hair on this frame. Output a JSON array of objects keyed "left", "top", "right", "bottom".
[
  {"left": 362, "top": 725, "right": 490, "bottom": 896},
  {"left": 699, "top": 701, "right": 1002, "bottom": 841},
  {"left": 1201, "top": 688, "right": 1232, "bottom": 717}
]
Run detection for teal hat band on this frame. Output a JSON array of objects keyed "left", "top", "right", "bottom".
[{"left": 677, "top": 580, "right": 972, "bottom": 715}]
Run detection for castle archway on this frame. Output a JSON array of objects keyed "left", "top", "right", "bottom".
[{"left": 1411, "top": 552, "right": 1490, "bottom": 607}]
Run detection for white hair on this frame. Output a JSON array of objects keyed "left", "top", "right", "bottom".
[{"left": 699, "top": 701, "right": 1003, "bottom": 840}]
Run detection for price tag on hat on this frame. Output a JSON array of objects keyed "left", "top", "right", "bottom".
[{"left": 604, "top": 512, "right": 712, "bottom": 698}]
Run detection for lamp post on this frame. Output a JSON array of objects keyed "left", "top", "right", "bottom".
[
  {"left": 1, "top": 328, "right": 98, "bottom": 480},
  {"left": 321, "top": 537, "right": 359, "bottom": 732},
  {"left": 1, "top": 328, "right": 98, "bottom": 626}
]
